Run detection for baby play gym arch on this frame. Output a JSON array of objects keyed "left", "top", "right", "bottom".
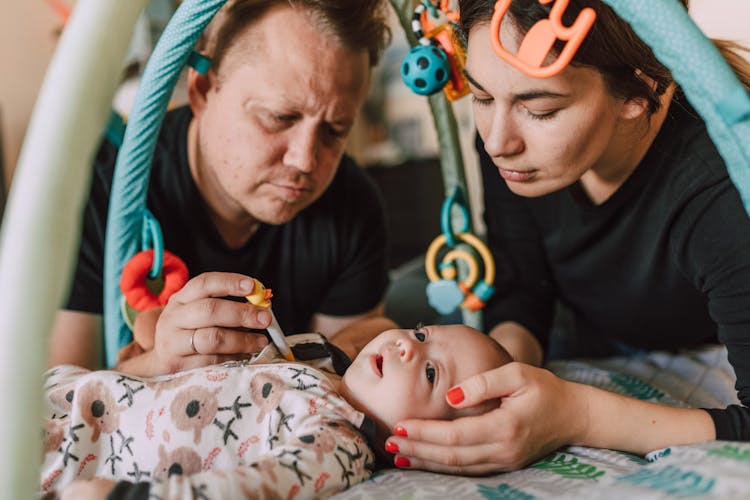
[{"left": 0, "top": 0, "right": 748, "bottom": 497}]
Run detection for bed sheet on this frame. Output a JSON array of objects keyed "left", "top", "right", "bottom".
[{"left": 335, "top": 345, "right": 750, "bottom": 499}]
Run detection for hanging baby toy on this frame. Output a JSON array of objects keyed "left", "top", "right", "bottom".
[
  {"left": 490, "top": 0, "right": 596, "bottom": 78},
  {"left": 425, "top": 188, "right": 496, "bottom": 315},
  {"left": 401, "top": 0, "right": 470, "bottom": 100},
  {"left": 245, "top": 278, "right": 295, "bottom": 362},
  {"left": 119, "top": 210, "right": 189, "bottom": 330}
]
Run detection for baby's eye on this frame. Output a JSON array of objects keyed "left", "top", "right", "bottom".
[
  {"left": 413, "top": 323, "right": 426, "bottom": 342},
  {"left": 425, "top": 363, "right": 436, "bottom": 384}
]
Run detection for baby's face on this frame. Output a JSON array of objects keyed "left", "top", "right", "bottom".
[{"left": 339, "top": 325, "right": 510, "bottom": 431}]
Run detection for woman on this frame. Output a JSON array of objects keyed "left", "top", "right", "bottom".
[{"left": 383, "top": 0, "right": 750, "bottom": 474}]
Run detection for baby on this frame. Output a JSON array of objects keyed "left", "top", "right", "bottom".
[{"left": 40, "top": 324, "right": 511, "bottom": 499}]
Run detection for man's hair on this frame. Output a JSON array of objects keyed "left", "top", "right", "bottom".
[{"left": 196, "top": 0, "right": 391, "bottom": 72}]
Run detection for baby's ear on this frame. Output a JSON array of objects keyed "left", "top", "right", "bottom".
[{"left": 371, "top": 422, "right": 392, "bottom": 469}]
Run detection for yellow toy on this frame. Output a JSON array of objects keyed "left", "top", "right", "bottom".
[
  {"left": 245, "top": 278, "right": 273, "bottom": 309},
  {"left": 245, "top": 278, "right": 295, "bottom": 361}
]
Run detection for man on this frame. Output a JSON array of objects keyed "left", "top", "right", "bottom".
[{"left": 49, "top": 0, "right": 395, "bottom": 377}]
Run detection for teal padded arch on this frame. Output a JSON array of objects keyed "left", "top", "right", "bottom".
[
  {"left": 602, "top": 0, "right": 750, "bottom": 214},
  {"left": 104, "top": 0, "right": 228, "bottom": 366}
]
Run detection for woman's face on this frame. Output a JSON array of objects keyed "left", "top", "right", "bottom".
[{"left": 465, "top": 20, "right": 632, "bottom": 198}]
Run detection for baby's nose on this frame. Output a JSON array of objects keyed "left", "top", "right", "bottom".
[{"left": 396, "top": 338, "right": 414, "bottom": 362}]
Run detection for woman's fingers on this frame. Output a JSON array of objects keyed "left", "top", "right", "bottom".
[
  {"left": 446, "top": 362, "right": 527, "bottom": 409},
  {"left": 169, "top": 272, "right": 255, "bottom": 304},
  {"left": 386, "top": 429, "right": 511, "bottom": 468},
  {"left": 392, "top": 413, "right": 494, "bottom": 448},
  {"left": 390, "top": 454, "right": 506, "bottom": 476}
]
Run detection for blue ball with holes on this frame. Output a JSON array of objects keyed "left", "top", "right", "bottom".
[{"left": 401, "top": 45, "right": 450, "bottom": 96}]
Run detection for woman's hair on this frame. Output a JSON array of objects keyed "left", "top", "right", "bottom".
[
  {"left": 458, "top": 0, "right": 750, "bottom": 114},
  {"left": 196, "top": 0, "right": 391, "bottom": 72}
]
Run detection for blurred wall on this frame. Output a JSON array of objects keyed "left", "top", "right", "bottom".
[
  {"left": 0, "top": 0, "right": 61, "bottom": 192},
  {"left": 691, "top": 0, "right": 750, "bottom": 43}
]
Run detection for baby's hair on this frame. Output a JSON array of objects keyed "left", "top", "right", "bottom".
[
  {"left": 414, "top": 321, "right": 513, "bottom": 364},
  {"left": 489, "top": 337, "right": 514, "bottom": 364}
]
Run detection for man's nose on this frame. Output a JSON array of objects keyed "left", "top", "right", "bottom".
[{"left": 283, "top": 124, "right": 318, "bottom": 173}]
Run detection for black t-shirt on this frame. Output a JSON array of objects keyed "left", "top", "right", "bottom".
[
  {"left": 66, "top": 106, "right": 389, "bottom": 336},
  {"left": 480, "top": 95, "right": 750, "bottom": 441}
]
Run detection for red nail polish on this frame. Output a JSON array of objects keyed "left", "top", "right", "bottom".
[
  {"left": 447, "top": 386, "right": 465, "bottom": 405},
  {"left": 384, "top": 441, "right": 399, "bottom": 454},
  {"left": 393, "top": 425, "right": 408, "bottom": 437},
  {"left": 394, "top": 456, "right": 411, "bottom": 468}
]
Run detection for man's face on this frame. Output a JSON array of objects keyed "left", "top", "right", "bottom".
[
  {"left": 189, "top": 5, "right": 371, "bottom": 227},
  {"left": 340, "top": 325, "right": 509, "bottom": 432}
]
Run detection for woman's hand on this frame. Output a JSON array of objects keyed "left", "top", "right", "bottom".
[
  {"left": 384, "top": 362, "right": 590, "bottom": 474},
  {"left": 118, "top": 272, "right": 271, "bottom": 377},
  {"left": 59, "top": 478, "right": 116, "bottom": 500}
]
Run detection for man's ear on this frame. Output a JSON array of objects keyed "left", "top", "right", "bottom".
[{"left": 187, "top": 68, "right": 214, "bottom": 118}]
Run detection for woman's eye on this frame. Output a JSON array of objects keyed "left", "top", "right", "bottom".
[
  {"left": 425, "top": 363, "right": 436, "bottom": 384},
  {"left": 471, "top": 95, "right": 493, "bottom": 107},
  {"left": 524, "top": 107, "right": 558, "bottom": 121}
]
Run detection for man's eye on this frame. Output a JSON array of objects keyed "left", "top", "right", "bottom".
[
  {"left": 425, "top": 363, "right": 436, "bottom": 384},
  {"left": 257, "top": 112, "right": 293, "bottom": 131},
  {"left": 325, "top": 124, "right": 348, "bottom": 138}
]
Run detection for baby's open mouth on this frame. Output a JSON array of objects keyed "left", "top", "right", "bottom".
[{"left": 371, "top": 354, "right": 383, "bottom": 377}]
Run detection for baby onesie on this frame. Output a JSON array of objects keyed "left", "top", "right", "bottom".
[{"left": 40, "top": 333, "right": 375, "bottom": 499}]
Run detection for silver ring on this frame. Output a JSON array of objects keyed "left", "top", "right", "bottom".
[{"left": 190, "top": 330, "right": 199, "bottom": 355}]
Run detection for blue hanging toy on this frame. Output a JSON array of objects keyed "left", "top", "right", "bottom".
[
  {"left": 401, "top": 1, "right": 471, "bottom": 99},
  {"left": 401, "top": 45, "right": 451, "bottom": 95}
]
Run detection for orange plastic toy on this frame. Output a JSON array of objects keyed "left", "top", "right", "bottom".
[
  {"left": 418, "top": 1, "right": 470, "bottom": 100},
  {"left": 120, "top": 249, "right": 189, "bottom": 311},
  {"left": 490, "top": 0, "right": 596, "bottom": 78}
]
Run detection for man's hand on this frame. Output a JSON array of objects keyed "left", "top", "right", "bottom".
[
  {"left": 117, "top": 272, "right": 271, "bottom": 376},
  {"left": 59, "top": 478, "right": 117, "bottom": 500}
]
